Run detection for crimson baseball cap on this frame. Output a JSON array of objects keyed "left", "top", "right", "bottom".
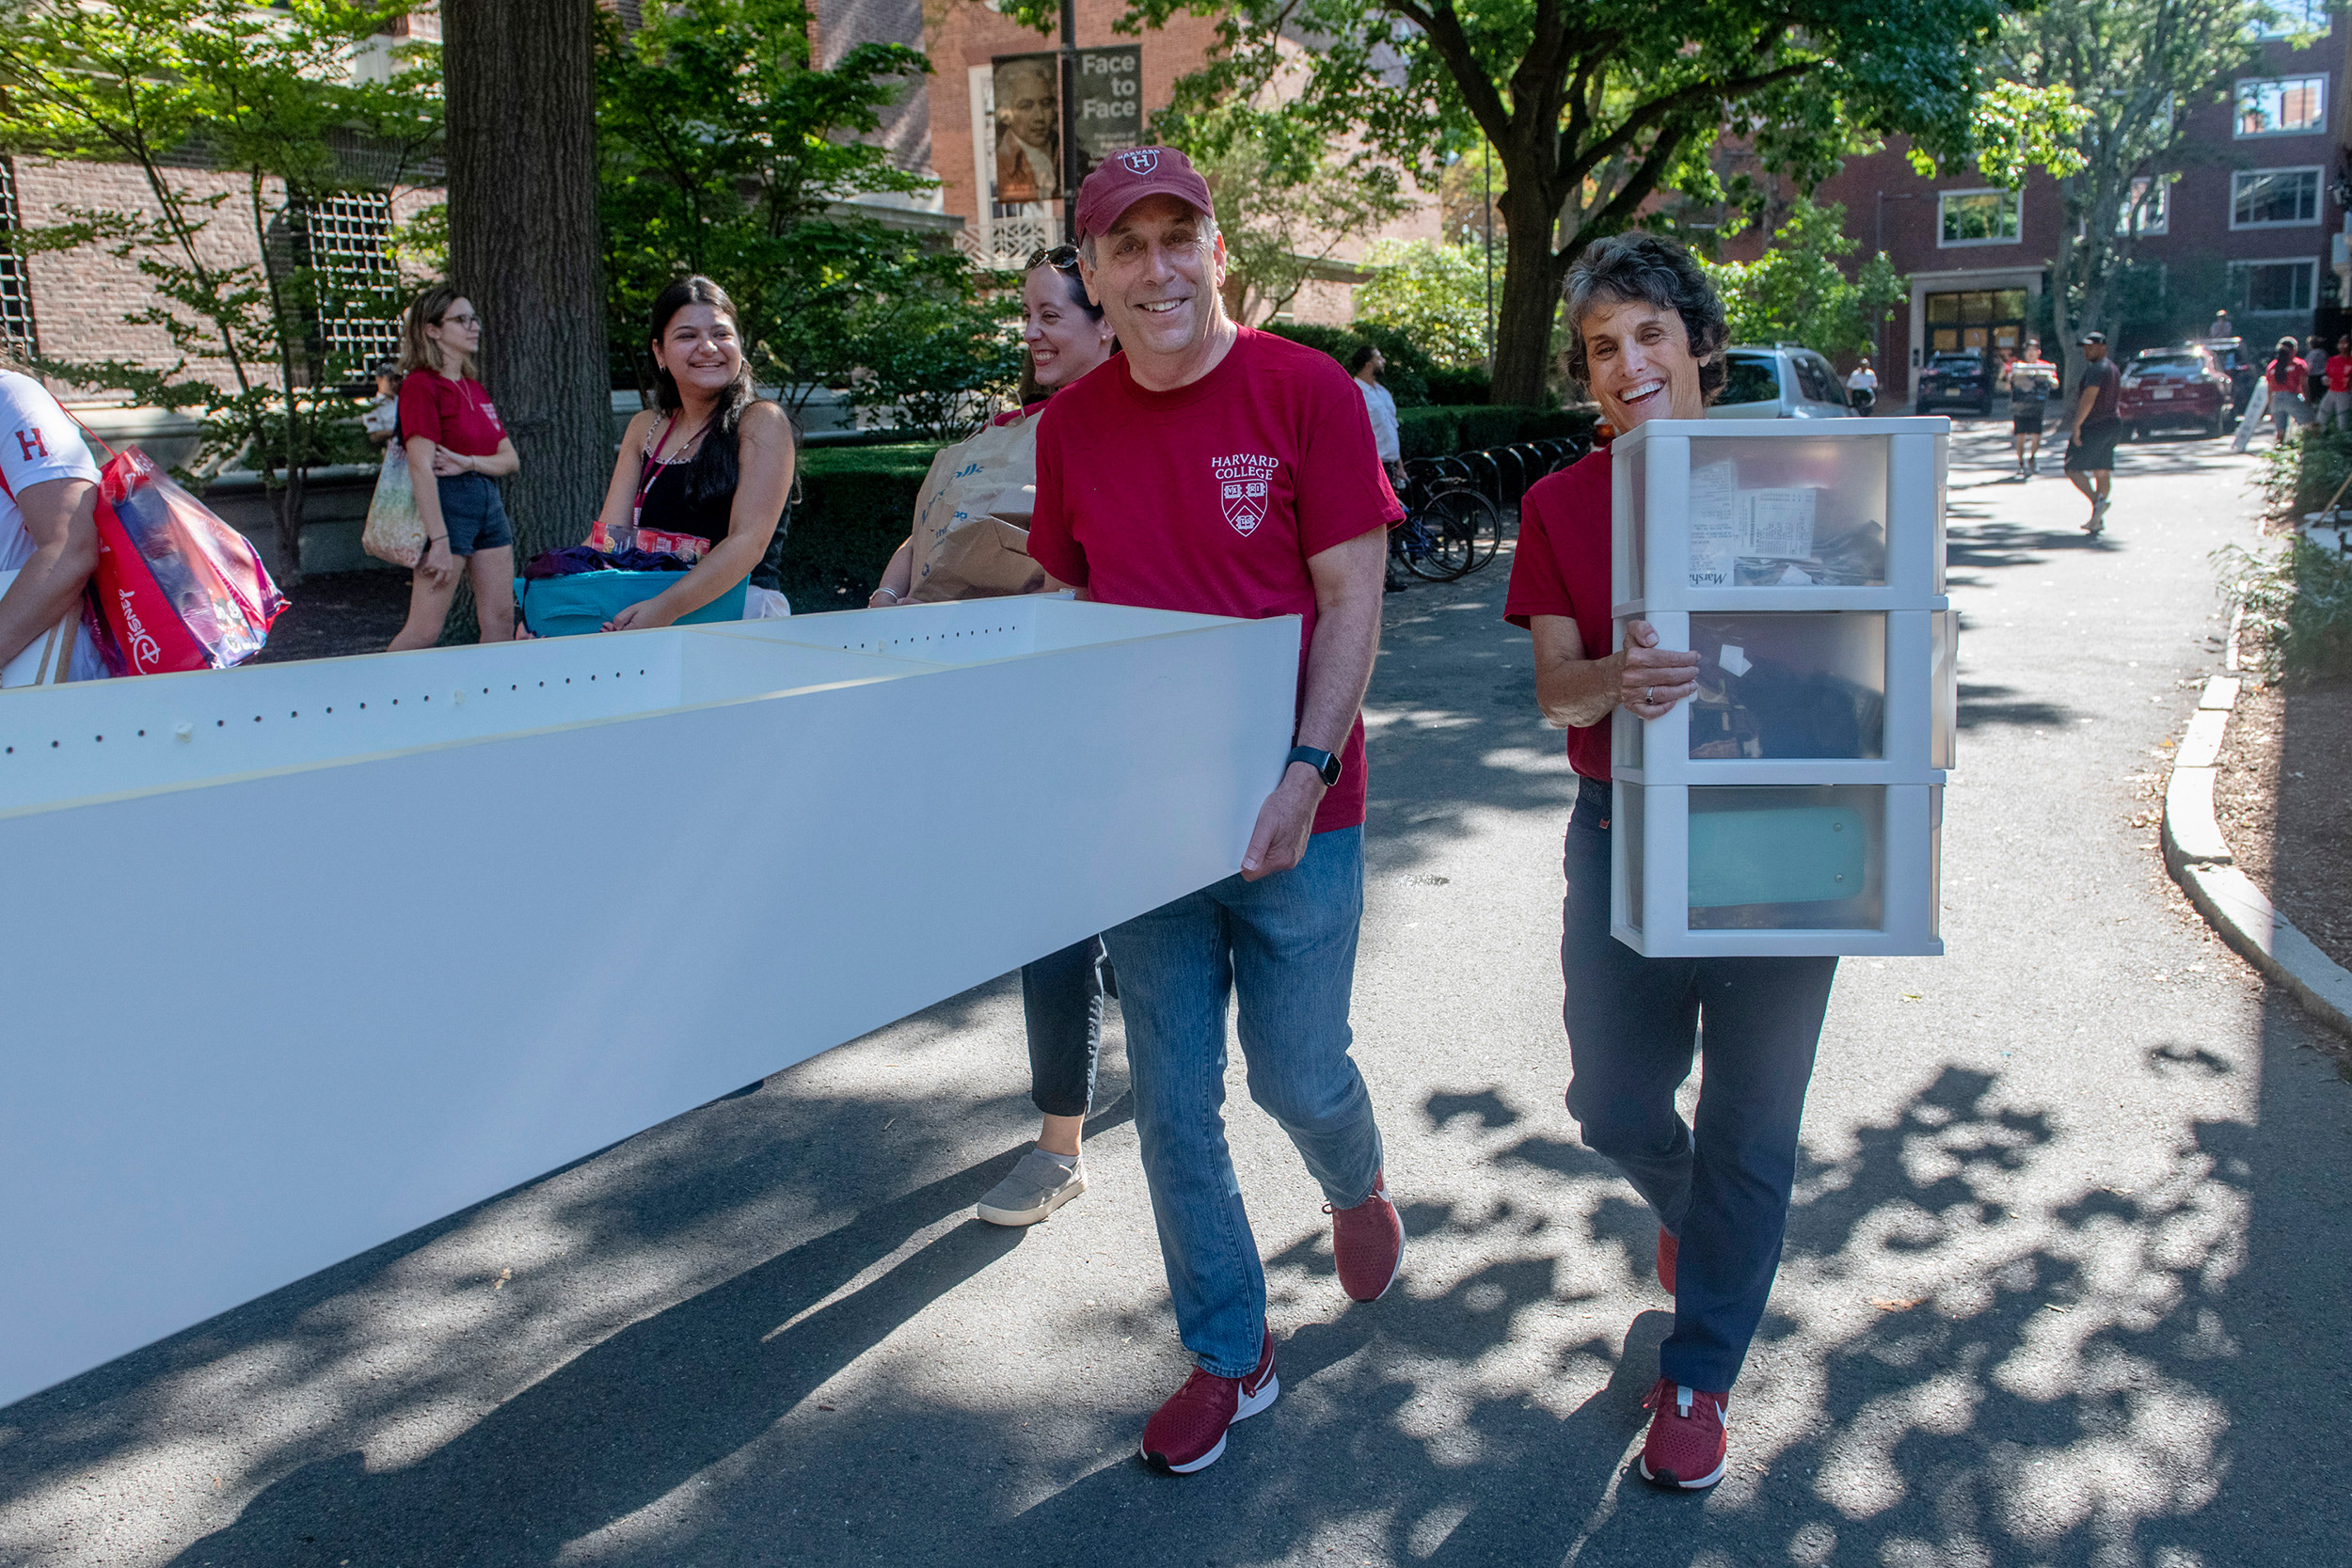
[{"left": 1073, "top": 146, "right": 1214, "bottom": 241}]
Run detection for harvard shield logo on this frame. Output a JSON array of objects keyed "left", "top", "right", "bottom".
[
  {"left": 1120, "top": 149, "right": 1160, "bottom": 175},
  {"left": 1220, "top": 478, "right": 1268, "bottom": 535}
]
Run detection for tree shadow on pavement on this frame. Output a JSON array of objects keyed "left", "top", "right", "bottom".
[{"left": 118, "top": 1037, "right": 2349, "bottom": 1568}]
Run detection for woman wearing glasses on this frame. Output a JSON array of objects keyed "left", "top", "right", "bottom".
[
  {"left": 388, "top": 286, "right": 522, "bottom": 650},
  {"left": 870, "top": 245, "right": 1120, "bottom": 1228}
]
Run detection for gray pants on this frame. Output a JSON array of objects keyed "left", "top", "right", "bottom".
[{"left": 2319, "top": 389, "right": 2352, "bottom": 432}]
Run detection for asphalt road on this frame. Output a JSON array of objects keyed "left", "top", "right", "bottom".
[{"left": 6, "top": 419, "right": 2349, "bottom": 1568}]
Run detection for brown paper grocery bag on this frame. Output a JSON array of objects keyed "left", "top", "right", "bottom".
[{"left": 906, "top": 412, "right": 1068, "bottom": 602}]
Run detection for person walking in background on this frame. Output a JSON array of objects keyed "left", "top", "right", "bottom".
[
  {"left": 2007, "top": 339, "right": 2057, "bottom": 476},
  {"left": 2264, "top": 337, "right": 2312, "bottom": 445},
  {"left": 1504, "top": 232, "right": 1845, "bottom": 1491},
  {"left": 358, "top": 357, "right": 401, "bottom": 449},
  {"left": 1026, "top": 146, "right": 1404, "bottom": 1477},
  {"left": 2064, "top": 330, "right": 2122, "bottom": 535},
  {"left": 590, "top": 276, "right": 796, "bottom": 627},
  {"left": 387, "top": 287, "right": 521, "bottom": 651},
  {"left": 1349, "top": 344, "right": 1410, "bottom": 594},
  {"left": 1843, "top": 357, "right": 1877, "bottom": 415},
  {"left": 866, "top": 245, "right": 1120, "bottom": 1228},
  {"left": 2319, "top": 335, "right": 2352, "bottom": 433}
]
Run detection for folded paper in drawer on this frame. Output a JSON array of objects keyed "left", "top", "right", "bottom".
[{"left": 1688, "top": 805, "right": 1867, "bottom": 908}]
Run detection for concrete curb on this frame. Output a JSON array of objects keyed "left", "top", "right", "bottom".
[{"left": 2162, "top": 633, "right": 2352, "bottom": 1039}]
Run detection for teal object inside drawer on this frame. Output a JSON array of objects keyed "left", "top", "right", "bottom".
[
  {"left": 1689, "top": 805, "right": 1867, "bottom": 908},
  {"left": 515, "top": 572, "right": 747, "bottom": 638}
]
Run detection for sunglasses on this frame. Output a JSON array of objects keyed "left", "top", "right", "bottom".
[{"left": 1026, "top": 245, "right": 1081, "bottom": 271}]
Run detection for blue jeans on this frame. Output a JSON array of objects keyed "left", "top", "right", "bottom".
[
  {"left": 1103, "top": 826, "right": 1385, "bottom": 1378},
  {"left": 1561, "top": 781, "right": 1836, "bottom": 1393}
]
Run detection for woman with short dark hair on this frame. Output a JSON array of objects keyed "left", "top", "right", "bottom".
[
  {"left": 591, "top": 276, "right": 796, "bottom": 627},
  {"left": 1502, "top": 230, "right": 1840, "bottom": 1492}
]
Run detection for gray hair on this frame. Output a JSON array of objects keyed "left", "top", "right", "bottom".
[
  {"left": 1560, "top": 232, "right": 1728, "bottom": 402},
  {"left": 1078, "top": 209, "right": 1218, "bottom": 269}
]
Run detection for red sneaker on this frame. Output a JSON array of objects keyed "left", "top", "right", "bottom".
[
  {"left": 1638, "top": 1378, "right": 1728, "bottom": 1489},
  {"left": 1656, "top": 1227, "right": 1678, "bottom": 1294},
  {"left": 1138, "top": 1330, "right": 1279, "bottom": 1474},
  {"left": 1327, "top": 1169, "right": 1404, "bottom": 1302}
]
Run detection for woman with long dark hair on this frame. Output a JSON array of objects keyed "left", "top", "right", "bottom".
[
  {"left": 388, "top": 285, "right": 521, "bottom": 650},
  {"left": 592, "top": 276, "right": 796, "bottom": 627},
  {"left": 2265, "top": 334, "right": 2312, "bottom": 445}
]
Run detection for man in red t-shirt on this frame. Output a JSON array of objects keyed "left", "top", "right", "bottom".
[
  {"left": 1027, "top": 146, "right": 1404, "bottom": 1476},
  {"left": 2320, "top": 334, "right": 2352, "bottom": 431}
]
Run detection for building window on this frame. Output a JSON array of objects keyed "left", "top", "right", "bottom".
[
  {"left": 2231, "top": 258, "right": 2318, "bottom": 312},
  {"left": 2235, "top": 76, "right": 2326, "bottom": 136},
  {"left": 0, "top": 160, "right": 37, "bottom": 354},
  {"left": 2117, "top": 176, "right": 2170, "bottom": 236},
  {"left": 292, "top": 192, "right": 402, "bottom": 376},
  {"left": 2232, "top": 167, "right": 2323, "bottom": 227},
  {"left": 1938, "top": 189, "right": 2022, "bottom": 246},
  {"left": 2249, "top": 0, "right": 2329, "bottom": 38}
]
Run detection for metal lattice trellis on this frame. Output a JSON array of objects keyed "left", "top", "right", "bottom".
[
  {"left": 0, "top": 161, "right": 39, "bottom": 354},
  {"left": 297, "top": 192, "right": 402, "bottom": 375}
]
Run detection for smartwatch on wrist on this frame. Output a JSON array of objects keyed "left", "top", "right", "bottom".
[{"left": 1286, "top": 745, "right": 1342, "bottom": 788}]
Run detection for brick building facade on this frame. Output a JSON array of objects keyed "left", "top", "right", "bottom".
[{"left": 1720, "top": 12, "right": 2347, "bottom": 404}]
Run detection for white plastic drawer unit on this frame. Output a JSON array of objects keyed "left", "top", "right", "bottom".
[
  {"left": 0, "top": 597, "right": 1299, "bottom": 1406},
  {"left": 1608, "top": 419, "right": 1951, "bottom": 958}
]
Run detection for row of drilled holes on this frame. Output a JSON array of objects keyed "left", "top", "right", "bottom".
[
  {"left": 3, "top": 668, "right": 654, "bottom": 755},
  {"left": 834, "top": 626, "right": 1017, "bottom": 654}
]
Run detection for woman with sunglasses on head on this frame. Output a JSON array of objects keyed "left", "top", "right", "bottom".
[
  {"left": 592, "top": 276, "right": 797, "bottom": 629},
  {"left": 388, "top": 286, "right": 522, "bottom": 650},
  {"left": 870, "top": 245, "right": 1120, "bottom": 1229}
]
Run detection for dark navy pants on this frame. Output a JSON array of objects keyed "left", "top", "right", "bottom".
[
  {"left": 1561, "top": 778, "right": 1836, "bottom": 1393},
  {"left": 1020, "top": 936, "right": 1104, "bottom": 1118}
]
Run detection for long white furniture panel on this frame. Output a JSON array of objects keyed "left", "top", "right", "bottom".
[{"left": 0, "top": 598, "right": 1299, "bottom": 1405}]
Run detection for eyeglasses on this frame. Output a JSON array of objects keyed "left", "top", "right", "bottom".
[
  {"left": 1026, "top": 245, "right": 1080, "bottom": 272},
  {"left": 437, "top": 313, "right": 480, "bottom": 328}
]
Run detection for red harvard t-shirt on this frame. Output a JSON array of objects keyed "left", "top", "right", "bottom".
[
  {"left": 396, "top": 369, "right": 508, "bottom": 457},
  {"left": 1026, "top": 327, "right": 1402, "bottom": 833},
  {"left": 1503, "top": 446, "right": 1614, "bottom": 783}
]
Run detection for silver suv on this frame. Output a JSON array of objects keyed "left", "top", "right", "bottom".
[{"left": 1710, "top": 344, "right": 1859, "bottom": 420}]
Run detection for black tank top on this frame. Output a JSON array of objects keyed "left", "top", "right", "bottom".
[{"left": 636, "top": 444, "right": 791, "bottom": 592}]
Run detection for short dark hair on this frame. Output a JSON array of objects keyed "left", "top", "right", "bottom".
[
  {"left": 1345, "top": 342, "right": 1379, "bottom": 373},
  {"left": 1560, "top": 232, "right": 1728, "bottom": 402}
]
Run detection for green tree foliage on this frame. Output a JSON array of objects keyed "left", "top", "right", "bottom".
[
  {"left": 1352, "top": 240, "right": 1496, "bottom": 370},
  {"left": 1031, "top": 0, "right": 2049, "bottom": 405},
  {"left": 1980, "top": 0, "right": 2266, "bottom": 396},
  {"left": 1157, "top": 103, "right": 1411, "bottom": 325},
  {"left": 1703, "top": 199, "right": 1906, "bottom": 362},
  {"left": 596, "top": 0, "right": 1018, "bottom": 433},
  {"left": 0, "top": 0, "right": 441, "bottom": 578}
]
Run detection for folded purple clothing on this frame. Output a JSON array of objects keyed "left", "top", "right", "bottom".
[{"left": 521, "top": 545, "right": 694, "bottom": 579}]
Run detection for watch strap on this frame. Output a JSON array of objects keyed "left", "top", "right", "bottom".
[{"left": 1286, "top": 745, "right": 1342, "bottom": 787}]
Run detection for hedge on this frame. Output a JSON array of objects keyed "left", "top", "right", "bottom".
[
  {"left": 1398, "top": 404, "right": 1593, "bottom": 460},
  {"left": 779, "top": 406, "right": 1598, "bottom": 608},
  {"left": 777, "top": 442, "right": 939, "bottom": 609}
]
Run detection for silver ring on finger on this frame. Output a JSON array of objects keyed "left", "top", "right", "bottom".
[{"left": 1645, "top": 686, "right": 1655, "bottom": 704}]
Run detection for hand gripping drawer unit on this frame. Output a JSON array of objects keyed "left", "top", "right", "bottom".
[
  {"left": 0, "top": 597, "right": 1298, "bottom": 1406},
  {"left": 1607, "top": 418, "right": 1955, "bottom": 958}
]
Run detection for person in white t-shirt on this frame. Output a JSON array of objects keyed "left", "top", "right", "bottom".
[
  {"left": 1844, "top": 359, "right": 1878, "bottom": 415},
  {"left": 1350, "top": 344, "right": 1408, "bottom": 592},
  {"left": 0, "top": 367, "right": 107, "bottom": 683}
]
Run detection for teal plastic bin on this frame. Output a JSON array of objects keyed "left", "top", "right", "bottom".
[
  {"left": 1688, "top": 805, "right": 1867, "bottom": 908},
  {"left": 514, "top": 571, "right": 747, "bottom": 638}
]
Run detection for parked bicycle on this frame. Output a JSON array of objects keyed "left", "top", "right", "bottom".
[{"left": 1388, "top": 456, "right": 1506, "bottom": 582}]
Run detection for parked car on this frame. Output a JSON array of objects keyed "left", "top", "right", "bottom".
[
  {"left": 2195, "top": 336, "right": 2261, "bottom": 414},
  {"left": 1709, "top": 344, "right": 1859, "bottom": 420},
  {"left": 2120, "top": 344, "right": 2233, "bottom": 439},
  {"left": 1915, "top": 351, "right": 1994, "bottom": 415}
]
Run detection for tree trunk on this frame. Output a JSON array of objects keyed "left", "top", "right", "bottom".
[
  {"left": 1490, "top": 178, "right": 1563, "bottom": 408},
  {"left": 442, "top": 0, "right": 610, "bottom": 582}
]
